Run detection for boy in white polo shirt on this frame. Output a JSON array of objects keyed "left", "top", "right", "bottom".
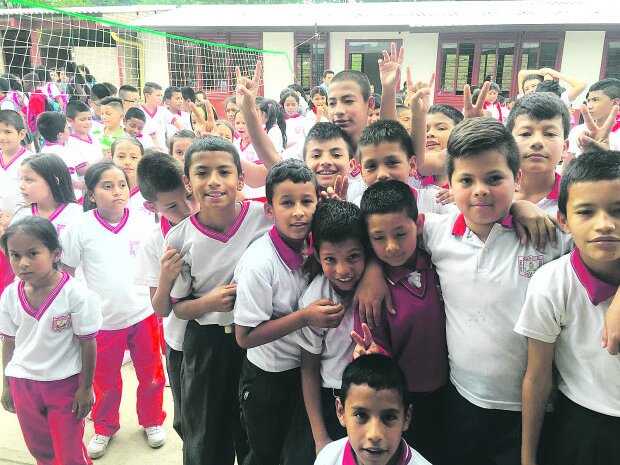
[
  {"left": 233, "top": 159, "right": 346, "bottom": 465},
  {"left": 164, "top": 137, "right": 270, "bottom": 465},
  {"left": 141, "top": 82, "right": 183, "bottom": 151},
  {"left": 516, "top": 151, "right": 620, "bottom": 465},
  {"left": 420, "top": 118, "right": 573, "bottom": 465}
]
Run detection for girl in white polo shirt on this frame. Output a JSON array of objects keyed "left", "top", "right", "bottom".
[
  {"left": 12, "top": 153, "right": 82, "bottom": 236},
  {"left": 1, "top": 216, "right": 102, "bottom": 465},
  {"left": 60, "top": 162, "right": 166, "bottom": 459}
]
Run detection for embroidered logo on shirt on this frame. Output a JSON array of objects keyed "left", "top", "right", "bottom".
[
  {"left": 407, "top": 271, "right": 422, "bottom": 288},
  {"left": 51, "top": 315, "right": 71, "bottom": 332},
  {"left": 518, "top": 255, "right": 544, "bottom": 278},
  {"left": 129, "top": 240, "right": 141, "bottom": 257}
]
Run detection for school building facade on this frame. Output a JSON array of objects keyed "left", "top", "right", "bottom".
[{"left": 132, "top": 0, "right": 619, "bottom": 109}]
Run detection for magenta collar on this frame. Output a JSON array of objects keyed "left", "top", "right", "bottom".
[{"left": 570, "top": 249, "right": 617, "bottom": 305}]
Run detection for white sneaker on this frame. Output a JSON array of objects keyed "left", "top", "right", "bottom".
[
  {"left": 145, "top": 425, "right": 166, "bottom": 448},
  {"left": 87, "top": 434, "right": 110, "bottom": 459}
]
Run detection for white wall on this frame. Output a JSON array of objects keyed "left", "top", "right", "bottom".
[
  {"left": 140, "top": 33, "right": 170, "bottom": 90},
  {"left": 560, "top": 31, "right": 606, "bottom": 104},
  {"left": 262, "top": 32, "right": 295, "bottom": 100},
  {"left": 73, "top": 47, "right": 120, "bottom": 87}
]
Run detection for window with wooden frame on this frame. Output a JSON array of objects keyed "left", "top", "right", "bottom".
[{"left": 601, "top": 31, "right": 620, "bottom": 80}]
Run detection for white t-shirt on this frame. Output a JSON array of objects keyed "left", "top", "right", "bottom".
[
  {"left": 0, "top": 147, "right": 32, "bottom": 214},
  {"left": 233, "top": 226, "right": 310, "bottom": 372},
  {"left": 11, "top": 202, "right": 83, "bottom": 236},
  {"left": 294, "top": 274, "right": 354, "bottom": 389},
  {"left": 141, "top": 105, "right": 178, "bottom": 150},
  {"left": 234, "top": 138, "right": 266, "bottom": 199},
  {"left": 515, "top": 251, "right": 620, "bottom": 417},
  {"left": 134, "top": 218, "right": 187, "bottom": 352},
  {"left": 167, "top": 201, "right": 272, "bottom": 326},
  {"left": 315, "top": 437, "right": 432, "bottom": 465},
  {"left": 421, "top": 211, "right": 573, "bottom": 411},
  {"left": 285, "top": 113, "right": 312, "bottom": 147},
  {"left": 66, "top": 133, "right": 102, "bottom": 175},
  {"left": 534, "top": 172, "right": 561, "bottom": 216},
  {"left": 166, "top": 110, "right": 192, "bottom": 142},
  {"left": 0, "top": 273, "right": 102, "bottom": 381},
  {"left": 60, "top": 208, "right": 154, "bottom": 330},
  {"left": 128, "top": 187, "right": 157, "bottom": 225},
  {"left": 568, "top": 123, "right": 620, "bottom": 156},
  {"left": 40, "top": 142, "right": 82, "bottom": 201},
  {"left": 267, "top": 125, "right": 285, "bottom": 154}
]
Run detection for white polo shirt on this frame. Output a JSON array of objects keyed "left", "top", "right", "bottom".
[
  {"left": 0, "top": 147, "right": 32, "bottom": 214},
  {"left": 568, "top": 123, "right": 620, "bottom": 156},
  {"left": 11, "top": 202, "right": 83, "bottom": 236},
  {"left": 0, "top": 272, "right": 102, "bottom": 381},
  {"left": 60, "top": 208, "right": 154, "bottom": 330},
  {"left": 421, "top": 211, "right": 573, "bottom": 410},
  {"left": 129, "top": 187, "right": 157, "bottom": 225},
  {"left": 141, "top": 104, "right": 178, "bottom": 150},
  {"left": 284, "top": 113, "right": 312, "bottom": 147},
  {"left": 66, "top": 133, "right": 102, "bottom": 175},
  {"left": 353, "top": 185, "right": 458, "bottom": 215},
  {"left": 294, "top": 274, "right": 355, "bottom": 389},
  {"left": 315, "top": 437, "right": 431, "bottom": 465},
  {"left": 167, "top": 201, "right": 271, "bottom": 327},
  {"left": 233, "top": 226, "right": 310, "bottom": 372},
  {"left": 267, "top": 125, "right": 285, "bottom": 154},
  {"left": 534, "top": 172, "right": 561, "bottom": 216},
  {"left": 515, "top": 250, "right": 620, "bottom": 417},
  {"left": 40, "top": 142, "right": 82, "bottom": 201},
  {"left": 234, "top": 138, "right": 266, "bottom": 199}
]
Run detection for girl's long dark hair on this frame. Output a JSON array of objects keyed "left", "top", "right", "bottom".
[
  {"left": 258, "top": 98, "right": 287, "bottom": 149},
  {"left": 82, "top": 162, "right": 130, "bottom": 212},
  {"left": 21, "top": 153, "right": 77, "bottom": 205}
]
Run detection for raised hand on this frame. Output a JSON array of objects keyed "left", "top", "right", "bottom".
[
  {"left": 406, "top": 66, "right": 435, "bottom": 115},
  {"left": 319, "top": 175, "right": 349, "bottom": 202},
  {"left": 351, "top": 323, "right": 381, "bottom": 359},
  {"left": 379, "top": 42, "right": 404, "bottom": 91},
  {"left": 235, "top": 61, "right": 262, "bottom": 113},
  {"left": 578, "top": 103, "right": 619, "bottom": 153},
  {"left": 463, "top": 81, "right": 491, "bottom": 118}
]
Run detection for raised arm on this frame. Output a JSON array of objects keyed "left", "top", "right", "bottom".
[
  {"left": 378, "top": 42, "right": 404, "bottom": 122},
  {"left": 538, "top": 68, "right": 587, "bottom": 102},
  {"left": 407, "top": 66, "right": 434, "bottom": 176}
]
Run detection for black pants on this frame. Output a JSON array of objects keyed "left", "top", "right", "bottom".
[
  {"left": 181, "top": 322, "right": 249, "bottom": 465},
  {"left": 403, "top": 387, "right": 445, "bottom": 465},
  {"left": 239, "top": 358, "right": 314, "bottom": 465},
  {"left": 541, "top": 393, "right": 620, "bottom": 465},
  {"left": 164, "top": 343, "right": 183, "bottom": 439},
  {"left": 441, "top": 382, "right": 521, "bottom": 465}
]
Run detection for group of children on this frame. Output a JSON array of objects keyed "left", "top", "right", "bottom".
[{"left": 0, "top": 50, "right": 619, "bottom": 465}]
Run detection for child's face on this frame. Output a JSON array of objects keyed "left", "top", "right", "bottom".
[
  {"left": 312, "top": 93, "right": 326, "bottom": 108},
  {"left": 168, "top": 92, "right": 183, "bottom": 113},
  {"left": 558, "top": 179, "right": 620, "bottom": 269},
  {"left": 151, "top": 185, "right": 199, "bottom": 226},
  {"left": 486, "top": 89, "right": 498, "bottom": 104},
  {"left": 7, "top": 233, "right": 60, "bottom": 285},
  {"left": 450, "top": 150, "right": 521, "bottom": 238},
  {"left": 171, "top": 138, "right": 193, "bottom": 163},
  {"left": 366, "top": 209, "right": 418, "bottom": 267},
  {"left": 368, "top": 108, "right": 380, "bottom": 125},
  {"left": 235, "top": 112, "right": 249, "bottom": 140},
  {"left": 0, "top": 123, "right": 26, "bottom": 153},
  {"left": 19, "top": 165, "right": 51, "bottom": 205},
  {"left": 328, "top": 81, "right": 373, "bottom": 144},
  {"left": 216, "top": 124, "right": 234, "bottom": 143},
  {"left": 187, "top": 150, "right": 244, "bottom": 210},
  {"left": 265, "top": 180, "right": 317, "bottom": 242},
  {"left": 100, "top": 105, "right": 123, "bottom": 129},
  {"left": 112, "top": 141, "right": 142, "bottom": 183},
  {"left": 360, "top": 142, "right": 415, "bottom": 186},
  {"left": 90, "top": 168, "right": 129, "bottom": 217},
  {"left": 426, "top": 113, "right": 455, "bottom": 153},
  {"left": 89, "top": 98, "right": 102, "bottom": 117},
  {"left": 124, "top": 117, "right": 145, "bottom": 138},
  {"left": 226, "top": 101, "right": 239, "bottom": 125},
  {"left": 336, "top": 384, "right": 411, "bottom": 465},
  {"left": 121, "top": 91, "right": 141, "bottom": 112},
  {"left": 50, "top": 70, "right": 59, "bottom": 82},
  {"left": 317, "top": 238, "right": 366, "bottom": 293},
  {"left": 145, "top": 89, "right": 163, "bottom": 107},
  {"left": 196, "top": 93, "right": 206, "bottom": 103},
  {"left": 511, "top": 115, "right": 567, "bottom": 174},
  {"left": 523, "top": 78, "right": 542, "bottom": 96},
  {"left": 70, "top": 111, "right": 93, "bottom": 135},
  {"left": 304, "top": 138, "right": 354, "bottom": 190},
  {"left": 587, "top": 91, "right": 618, "bottom": 125},
  {"left": 397, "top": 112, "right": 412, "bottom": 133},
  {"left": 283, "top": 96, "right": 299, "bottom": 117}
]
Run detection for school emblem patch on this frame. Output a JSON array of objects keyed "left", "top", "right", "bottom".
[
  {"left": 518, "top": 255, "right": 544, "bottom": 278},
  {"left": 51, "top": 315, "right": 71, "bottom": 332},
  {"left": 129, "top": 240, "right": 141, "bottom": 257}
]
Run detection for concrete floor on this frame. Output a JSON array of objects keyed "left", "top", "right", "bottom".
[{"left": 0, "top": 362, "right": 183, "bottom": 465}]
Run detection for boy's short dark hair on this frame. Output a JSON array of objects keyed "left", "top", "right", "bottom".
[
  {"left": 102, "top": 82, "right": 117, "bottom": 96},
  {"left": 323, "top": 69, "right": 334, "bottom": 78},
  {"left": 265, "top": 158, "right": 319, "bottom": 205},
  {"left": 428, "top": 104, "right": 464, "bottom": 126},
  {"left": 100, "top": 96, "right": 124, "bottom": 113},
  {"left": 37, "top": 111, "right": 67, "bottom": 142},
  {"left": 303, "top": 122, "right": 355, "bottom": 160},
  {"left": 0, "top": 109, "right": 25, "bottom": 132},
  {"left": 137, "top": 151, "right": 186, "bottom": 202},
  {"left": 183, "top": 135, "right": 242, "bottom": 178},
  {"left": 446, "top": 117, "right": 521, "bottom": 181},
  {"left": 144, "top": 82, "right": 162, "bottom": 94},
  {"left": 125, "top": 107, "right": 146, "bottom": 122},
  {"left": 330, "top": 70, "right": 371, "bottom": 102},
  {"left": 360, "top": 179, "right": 418, "bottom": 223},
  {"left": 65, "top": 100, "right": 90, "bottom": 120},
  {"left": 312, "top": 200, "right": 368, "bottom": 254},
  {"left": 340, "top": 354, "right": 410, "bottom": 410},
  {"left": 396, "top": 104, "right": 409, "bottom": 116},
  {"left": 587, "top": 78, "right": 620, "bottom": 100},
  {"left": 118, "top": 84, "right": 139, "bottom": 100},
  {"left": 489, "top": 82, "right": 501, "bottom": 93},
  {"left": 358, "top": 120, "right": 414, "bottom": 160},
  {"left": 0, "top": 77, "right": 9, "bottom": 93},
  {"left": 164, "top": 86, "right": 182, "bottom": 100},
  {"left": 534, "top": 80, "right": 564, "bottom": 98},
  {"left": 522, "top": 74, "right": 544, "bottom": 92},
  {"left": 506, "top": 92, "right": 571, "bottom": 139},
  {"left": 90, "top": 83, "right": 111, "bottom": 101},
  {"left": 181, "top": 86, "right": 196, "bottom": 103},
  {"left": 558, "top": 150, "right": 620, "bottom": 215}
]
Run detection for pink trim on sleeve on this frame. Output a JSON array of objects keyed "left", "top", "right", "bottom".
[{"left": 76, "top": 332, "right": 98, "bottom": 340}]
